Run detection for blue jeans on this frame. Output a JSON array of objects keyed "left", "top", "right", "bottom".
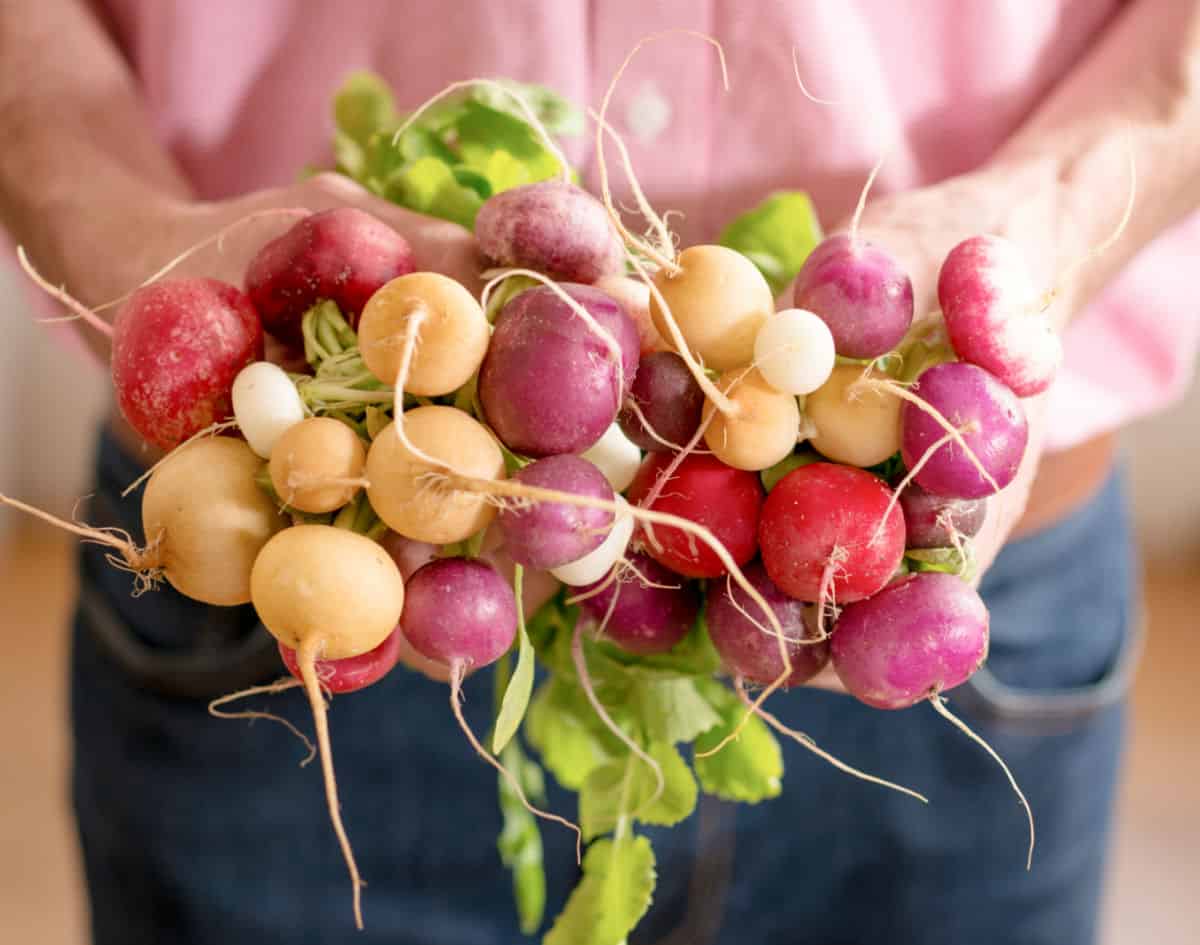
[{"left": 71, "top": 430, "right": 1140, "bottom": 945}]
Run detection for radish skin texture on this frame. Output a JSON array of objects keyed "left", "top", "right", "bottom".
[
  {"left": 269, "top": 417, "right": 366, "bottom": 514},
  {"left": 902, "top": 362, "right": 1028, "bottom": 499},
  {"left": 577, "top": 552, "right": 698, "bottom": 655},
  {"left": 792, "top": 234, "right": 914, "bottom": 359},
  {"left": 900, "top": 483, "right": 987, "bottom": 549},
  {"left": 475, "top": 180, "right": 625, "bottom": 283},
  {"left": 250, "top": 525, "right": 405, "bottom": 660},
  {"left": 702, "top": 368, "right": 802, "bottom": 471},
  {"left": 706, "top": 560, "right": 829, "bottom": 688},
  {"left": 626, "top": 452, "right": 763, "bottom": 579},
  {"left": 938, "top": 235, "right": 1060, "bottom": 397},
  {"left": 366, "top": 407, "right": 505, "bottom": 544},
  {"left": 593, "top": 274, "right": 663, "bottom": 354},
  {"left": 807, "top": 364, "right": 902, "bottom": 468},
  {"left": 113, "top": 278, "right": 264, "bottom": 450},
  {"left": 550, "top": 496, "right": 635, "bottom": 587},
  {"left": 232, "top": 362, "right": 306, "bottom": 459},
  {"left": 479, "top": 283, "right": 640, "bottom": 456},
  {"left": 650, "top": 245, "right": 774, "bottom": 371},
  {"left": 497, "top": 455, "right": 615, "bottom": 569},
  {"left": 753, "top": 308, "right": 836, "bottom": 396},
  {"left": 758, "top": 463, "right": 905, "bottom": 603},
  {"left": 141, "top": 437, "right": 284, "bottom": 606},
  {"left": 831, "top": 572, "right": 989, "bottom": 710},
  {"left": 402, "top": 558, "right": 517, "bottom": 669},
  {"left": 279, "top": 627, "right": 404, "bottom": 694},
  {"left": 244, "top": 207, "right": 415, "bottom": 344},
  {"left": 357, "top": 272, "right": 489, "bottom": 397},
  {"left": 581, "top": 423, "right": 642, "bottom": 492},
  {"left": 618, "top": 351, "right": 705, "bottom": 452}
]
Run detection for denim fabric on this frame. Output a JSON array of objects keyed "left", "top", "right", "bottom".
[{"left": 71, "top": 430, "right": 1139, "bottom": 945}]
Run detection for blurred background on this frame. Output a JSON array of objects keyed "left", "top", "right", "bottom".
[{"left": 0, "top": 265, "right": 1196, "bottom": 942}]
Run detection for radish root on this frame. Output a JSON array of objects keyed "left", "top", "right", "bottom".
[
  {"left": 207, "top": 677, "right": 317, "bottom": 766},
  {"left": 120, "top": 420, "right": 240, "bottom": 498},
  {"left": 867, "top": 427, "right": 963, "bottom": 547},
  {"left": 16, "top": 247, "right": 113, "bottom": 337}
]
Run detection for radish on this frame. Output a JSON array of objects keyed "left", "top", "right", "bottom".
[
  {"left": 617, "top": 351, "right": 705, "bottom": 452},
  {"left": 365, "top": 407, "right": 506, "bottom": 544},
  {"left": 900, "top": 482, "right": 987, "bottom": 550},
  {"left": 792, "top": 233, "right": 913, "bottom": 360},
  {"left": 938, "top": 235, "right": 1059, "bottom": 397},
  {"left": 497, "top": 455, "right": 615, "bottom": 569},
  {"left": 244, "top": 207, "right": 415, "bottom": 344},
  {"left": 701, "top": 368, "right": 801, "bottom": 472},
  {"left": 474, "top": 180, "right": 624, "bottom": 283},
  {"left": 549, "top": 496, "right": 635, "bottom": 587},
  {"left": 250, "top": 524, "right": 406, "bottom": 928},
  {"left": 269, "top": 417, "right": 367, "bottom": 514},
  {"left": 593, "top": 274, "right": 663, "bottom": 354},
  {"left": 278, "top": 626, "right": 404, "bottom": 694},
  {"left": 357, "top": 272, "right": 489, "bottom": 397},
  {"left": 758, "top": 462, "right": 904, "bottom": 604},
  {"left": 752, "top": 307, "right": 836, "bottom": 396},
  {"left": 580, "top": 423, "right": 642, "bottom": 492},
  {"left": 575, "top": 551, "right": 698, "bottom": 655},
  {"left": 626, "top": 452, "right": 763, "bottom": 579},
  {"left": 231, "top": 361, "right": 306, "bottom": 458},
  {"left": 831, "top": 571, "right": 1034, "bottom": 867},
  {"left": 112, "top": 278, "right": 264, "bottom": 450},
  {"left": 901, "top": 362, "right": 1028, "bottom": 499},
  {"left": 806, "top": 363, "right": 902, "bottom": 468},
  {"left": 479, "top": 283, "right": 640, "bottom": 456}
]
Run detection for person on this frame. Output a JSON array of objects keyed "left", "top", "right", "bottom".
[{"left": 2, "top": 2, "right": 1198, "bottom": 943}]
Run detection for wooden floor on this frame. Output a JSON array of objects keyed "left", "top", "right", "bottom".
[{"left": 1, "top": 527, "right": 1197, "bottom": 943}]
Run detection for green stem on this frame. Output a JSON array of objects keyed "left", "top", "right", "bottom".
[
  {"left": 613, "top": 753, "right": 638, "bottom": 844},
  {"left": 317, "top": 316, "right": 343, "bottom": 357},
  {"left": 300, "top": 383, "right": 396, "bottom": 404}
]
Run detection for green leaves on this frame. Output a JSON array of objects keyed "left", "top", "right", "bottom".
[
  {"left": 493, "top": 566, "right": 536, "bottom": 754},
  {"left": 544, "top": 836, "right": 656, "bottom": 945},
  {"left": 692, "top": 680, "right": 784, "bottom": 803},
  {"left": 634, "top": 677, "right": 722, "bottom": 745},
  {"left": 906, "top": 546, "right": 974, "bottom": 581},
  {"left": 526, "top": 679, "right": 616, "bottom": 791},
  {"left": 497, "top": 741, "right": 547, "bottom": 935},
  {"left": 580, "top": 743, "right": 698, "bottom": 839},
  {"left": 718, "top": 190, "right": 823, "bottom": 296}
]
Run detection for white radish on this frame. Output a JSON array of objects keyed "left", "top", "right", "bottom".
[
  {"left": 231, "top": 362, "right": 307, "bottom": 459},
  {"left": 754, "top": 308, "right": 836, "bottom": 396},
  {"left": 581, "top": 423, "right": 642, "bottom": 492},
  {"left": 550, "top": 495, "right": 635, "bottom": 586}
]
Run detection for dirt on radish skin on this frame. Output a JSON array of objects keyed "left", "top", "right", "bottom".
[
  {"left": 576, "top": 551, "right": 699, "bottom": 655},
  {"left": 112, "top": 278, "right": 264, "bottom": 450}
]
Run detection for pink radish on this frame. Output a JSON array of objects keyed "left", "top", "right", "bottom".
[
  {"left": 900, "top": 483, "right": 987, "bottom": 550},
  {"left": 112, "top": 278, "right": 263, "bottom": 450},
  {"left": 576, "top": 552, "right": 698, "bottom": 655}
]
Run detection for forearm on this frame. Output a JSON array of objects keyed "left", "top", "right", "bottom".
[{"left": 0, "top": 0, "right": 190, "bottom": 298}]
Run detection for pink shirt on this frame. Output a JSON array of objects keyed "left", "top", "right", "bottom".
[{"left": 93, "top": 0, "right": 1199, "bottom": 451}]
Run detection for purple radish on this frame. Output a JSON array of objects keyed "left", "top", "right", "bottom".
[
  {"left": 900, "top": 482, "right": 987, "bottom": 549},
  {"left": 938, "top": 235, "right": 1060, "bottom": 397},
  {"left": 617, "top": 351, "right": 705, "bottom": 452},
  {"left": 705, "top": 560, "right": 829, "bottom": 688},
  {"left": 831, "top": 571, "right": 1034, "bottom": 866},
  {"left": 792, "top": 233, "right": 914, "bottom": 359},
  {"left": 902, "top": 362, "right": 1028, "bottom": 499},
  {"left": 577, "top": 552, "right": 698, "bottom": 655},
  {"left": 497, "top": 455, "right": 615, "bottom": 569},
  {"left": 474, "top": 180, "right": 625, "bottom": 283},
  {"left": 479, "top": 283, "right": 640, "bottom": 456}
]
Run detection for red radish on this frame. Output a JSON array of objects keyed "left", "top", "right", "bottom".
[
  {"left": 244, "top": 207, "right": 415, "bottom": 344},
  {"left": 900, "top": 483, "right": 987, "bottom": 549},
  {"left": 112, "top": 278, "right": 263, "bottom": 450},
  {"left": 705, "top": 561, "right": 828, "bottom": 688},
  {"left": 576, "top": 552, "right": 698, "bottom": 655},
  {"left": 617, "top": 351, "right": 705, "bottom": 452},
  {"left": 758, "top": 463, "right": 904, "bottom": 603},
  {"left": 901, "top": 362, "right": 1028, "bottom": 500},
  {"left": 497, "top": 455, "right": 615, "bottom": 569},
  {"left": 792, "top": 233, "right": 914, "bottom": 359},
  {"left": 474, "top": 180, "right": 624, "bottom": 283},
  {"left": 626, "top": 452, "right": 762, "bottom": 579},
  {"left": 938, "top": 235, "right": 1059, "bottom": 397},
  {"left": 278, "top": 627, "right": 404, "bottom": 694},
  {"left": 479, "top": 283, "right": 640, "bottom": 456}
]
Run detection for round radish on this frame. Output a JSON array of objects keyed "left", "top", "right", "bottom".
[
  {"left": 593, "top": 274, "right": 663, "bottom": 354},
  {"left": 479, "top": 283, "right": 640, "bottom": 456},
  {"left": 626, "top": 452, "right": 763, "bottom": 579},
  {"left": 792, "top": 234, "right": 913, "bottom": 359},
  {"left": 576, "top": 552, "right": 698, "bottom": 655},
  {"left": 497, "top": 455, "right": 615, "bottom": 569},
  {"left": 580, "top": 423, "right": 642, "bottom": 493},
  {"left": 550, "top": 496, "right": 635, "bottom": 587},
  {"left": 902, "top": 362, "right": 1028, "bottom": 499},
  {"left": 474, "top": 180, "right": 624, "bottom": 283},
  {"left": 278, "top": 626, "right": 404, "bottom": 694},
  {"left": 402, "top": 557, "right": 517, "bottom": 670},
  {"left": 807, "top": 363, "right": 902, "bottom": 468},
  {"left": 705, "top": 560, "right": 829, "bottom": 688},
  {"left": 232, "top": 361, "right": 306, "bottom": 459},
  {"left": 269, "top": 417, "right": 366, "bottom": 514},
  {"left": 244, "top": 207, "right": 415, "bottom": 344},
  {"left": 753, "top": 308, "right": 836, "bottom": 395},
  {"left": 758, "top": 462, "right": 904, "bottom": 603},
  {"left": 617, "top": 351, "right": 705, "bottom": 452},
  {"left": 938, "top": 235, "right": 1059, "bottom": 397},
  {"left": 113, "top": 278, "right": 263, "bottom": 450},
  {"left": 701, "top": 368, "right": 802, "bottom": 472},
  {"left": 900, "top": 483, "right": 987, "bottom": 549}
]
